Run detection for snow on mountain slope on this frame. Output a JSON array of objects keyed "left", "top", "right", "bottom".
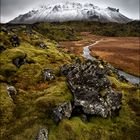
[{"left": 9, "top": 2, "right": 131, "bottom": 24}]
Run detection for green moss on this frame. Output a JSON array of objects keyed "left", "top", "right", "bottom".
[
  {"left": 0, "top": 24, "right": 139, "bottom": 140},
  {"left": 47, "top": 87, "right": 139, "bottom": 140},
  {"left": 49, "top": 117, "right": 91, "bottom": 140},
  {"left": 0, "top": 83, "right": 15, "bottom": 124},
  {"left": 108, "top": 76, "right": 134, "bottom": 89},
  {"left": 0, "top": 25, "right": 75, "bottom": 139},
  {"left": 0, "top": 39, "right": 72, "bottom": 83},
  {"left": 33, "top": 23, "right": 80, "bottom": 41},
  {"left": 0, "top": 32, "right": 13, "bottom": 49},
  {"left": 13, "top": 64, "right": 42, "bottom": 89},
  {"left": 35, "top": 81, "right": 73, "bottom": 112},
  {"left": 0, "top": 48, "right": 26, "bottom": 77}
]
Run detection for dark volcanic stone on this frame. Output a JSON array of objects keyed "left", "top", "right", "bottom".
[
  {"left": 80, "top": 114, "right": 88, "bottom": 122},
  {"left": 61, "top": 59, "right": 122, "bottom": 118},
  {"left": 35, "top": 42, "right": 48, "bottom": 49},
  {"left": 0, "top": 45, "right": 6, "bottom": 53},
  {"left": 7, "top": 86, "right": 17, "bottom": 100},
  {"left": 106, "top": 90, "right": 122, "bottom": 111},
  {"left": 10, "top": 35, "right": 20, "bottom": 47},
  {"left": 35, "top": 128, "right": 48, "bottom": 140},
  {"left": 52, "top": 101, "right": 72, "bottom": 123},
  {"left": 60, "top": 64, "right": 70, "bottom": 76},
  {"left": 13, "top": 56, "right": 27, "bottom": 68},
  {"left": 39, "top": 43, "right": 47, "bottom": 49},
  {"left": 43, "top": 69, "right": 55, "bottom": 81}
]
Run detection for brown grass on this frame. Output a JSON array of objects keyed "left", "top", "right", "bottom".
[
  {"left": 91, "top": 37, "right": 140, "bottom": 76},
  {"left": 60, "top": 33, "right": 140, "bottom": 76},
  {"left": 59, "top": 32, "right": 102, "bottom": 55}
]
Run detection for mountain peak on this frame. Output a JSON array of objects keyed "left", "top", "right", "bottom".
[{"left": 9, "top": 2, "right": 131, "bottom": 24}]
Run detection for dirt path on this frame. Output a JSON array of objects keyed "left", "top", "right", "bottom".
[{"left": 59, "top": 33, "right": 140, "bottom": 76}]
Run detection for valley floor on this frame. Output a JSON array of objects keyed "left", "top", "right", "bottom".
[{"left": 60, "top": 32, "right": 140, "bottom": 76}]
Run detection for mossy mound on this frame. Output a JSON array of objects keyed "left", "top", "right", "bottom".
[{"left": 0, "top": 24, "right": 140, "bottom": 140}]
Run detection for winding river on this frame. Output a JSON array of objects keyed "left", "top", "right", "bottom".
[{"left": 83, "top": 40, "right": 140, "bottom": 84}]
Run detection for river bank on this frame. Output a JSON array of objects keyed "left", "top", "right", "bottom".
[
  {"left": 90, "top": 37, "right": 140, "bottom": 77},
  {"left": 59, "top": 33, "right": 140, "bottom": 76},
  {"left": 83, "top": 42, "right": 140, "bottom": 84}
]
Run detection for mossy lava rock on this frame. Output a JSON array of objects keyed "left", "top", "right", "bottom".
[{"left": 61, "top": 59, "right": 122, "bottom": 118}]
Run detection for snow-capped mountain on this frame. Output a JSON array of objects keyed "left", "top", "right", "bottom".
[{"left": 9, "top": 2, "right": 131, "bottom": 24}]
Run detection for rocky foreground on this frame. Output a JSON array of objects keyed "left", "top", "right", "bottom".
[
  {"left": 0, "top": 24, "right": 140, "bottom": 140},
  {"left": 61, "top": 59, "right": 122, "bottom": 118},
  {"left": 3, "top": 57, "right": 126, "bottom": 139}
]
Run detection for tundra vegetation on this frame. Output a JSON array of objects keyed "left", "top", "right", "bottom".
[{"left": 0, "top": 21, "right": 140, "bottom": 140}]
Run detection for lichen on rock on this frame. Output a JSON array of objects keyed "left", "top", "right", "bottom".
[
  {"left": 61, "top": 59, "right": 122, "bottom": 118},
  {"left": 52, "top": 101, "right": 72, "bottom": 123},
  {"left": 35, "top": 128, "right": 48, "bottom": 140}
]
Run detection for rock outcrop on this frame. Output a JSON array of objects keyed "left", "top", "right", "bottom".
[
  {"left": 52, "top": 101, "right": 72, "bottom": 123},
  {"left": 10, "top": 35, "right": 20, "bottom": 47},
  {"left": 36, "top": 42, "right": 48, "bottom": 49},
  {"left": 43, "top": 69, "right": 55, "bottom": 81},
  {"left": 61, "top": 59, "right": 122, "bottom": 118},
  {"left": 38, "top": 42, "right": 47, "bottom": 49},
  {"left": 7, "top": 86, "right": 17, "bottom": 100},
  {"left": 13, "top": 55, "right": 27, "bottom": 68},
  {"left": 35, "top": 128, "right": 48, "bottom": 140}
]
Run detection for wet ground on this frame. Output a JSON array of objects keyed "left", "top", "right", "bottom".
[{"left": 60, "top": 32, "right": 140, "bottom": 77}]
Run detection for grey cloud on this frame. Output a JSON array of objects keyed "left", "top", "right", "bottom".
[{"left": 0, "top": 0, "right": 139, "bottom": 23}]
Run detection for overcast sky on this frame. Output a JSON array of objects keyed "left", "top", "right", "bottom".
[{"left": 1, "top": 0, "right": 139, "bottom": 23}]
